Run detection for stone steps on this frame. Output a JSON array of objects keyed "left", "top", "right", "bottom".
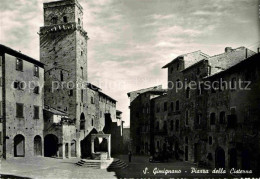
[
  {"left": 107, "top": 158, "right": 128, "bottom": 170},
  {"left": 75, "top": 159, "right": 101, "bottom": 168}
]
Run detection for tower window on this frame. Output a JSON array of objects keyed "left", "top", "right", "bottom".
[
  {"left": 60, "top": 71, "right": 63, "bottom": 81},
  {"left": 52, "top": 17, "right": 58, "bottom": 24},
  {"left": 81, "top": 89, "right": 83, "bottom": 102},
  {"left": 91, "top": 119, "right": 94, "bottom": 126},
  {"left": 34, "top": 65, "right": 39, "bottom": 77},
  {"left": 81, "top": 67, "right": 83, "bottom": 79},
  {"left": 78, "top": 18, "right": 80, "bottom": 25},
  {"left": 63, "top": 16, "right": 68, "bottom": 23},
  {"left": 16, "top": 58, "right": 23, "bottom": 71}
]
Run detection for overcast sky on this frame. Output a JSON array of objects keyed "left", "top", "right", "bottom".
[{"left": 0, "top": 0, "right": 259, "bottom": 127}]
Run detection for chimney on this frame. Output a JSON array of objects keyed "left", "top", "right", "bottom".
[{"left": 225, "top": 47, "right": 233, "bottom": 53}]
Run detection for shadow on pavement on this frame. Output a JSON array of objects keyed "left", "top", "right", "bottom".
[{"left": 0, "top": 174, "right": 32, "bottom": 179}]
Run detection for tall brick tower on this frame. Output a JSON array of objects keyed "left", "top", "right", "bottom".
[{"left": 40, "top": 0, "right": 88, "bottom": 126}]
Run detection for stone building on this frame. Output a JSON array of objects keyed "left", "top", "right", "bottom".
[
  {"left": 162, "top": 50, "right": 209, "bottom": 161},
  {"left": 129, "top": 46, "right": 260, "bottom": 174},
  {"left": 0, "top": 44, "right": 45, "bottom": 158},
  {"left": 39, "top": 0, "right": 122, "bottom": 159},
  {"left": 128, "top": 87, "right": 167, "bottom": 154},
  {"left": 151, "top": 93, "right": 168, "bottom": 153}
]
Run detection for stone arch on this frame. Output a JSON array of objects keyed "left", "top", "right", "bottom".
[
  {"left": 34, "top": 135, "right": 42, "bottom": 156},
  {"left": 71, "top": 139, "right": 77, "bottom": 157},
  {"left": 215, "top": 147, "right": 225, "bottom": 168},
  {"left": 14, "top": 134, "right": 25, "bottom": 157},
  {"left": 80, "top": 112, "right": 85, "bottom": 130},
  {"left": 44, "top": 134, "right": 58, "bottom": 157}
]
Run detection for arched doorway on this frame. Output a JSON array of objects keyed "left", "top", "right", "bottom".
[
  {"left": 229, "top": 148, "right": 237, "bottom": 169},
  {"left": 80, "top": 113, "right": 85, "bottom": 130},
  {"left": 80, "top": 128, "right": 98, "bottom": 158},
  {"left": 34, "top": 135, "right": 42, "bottom": 156},
  {"left": 44, "top": 134, "right": 58, "bottom": 157},
  {"left": 14, "top": 134, "right": 25, "bottom": 157},
  {"left": 215, "top": 147, "right": 225, "bottom": 168},
  {"left": 71, "top": 140, "right": 76, "bottom": 157}
]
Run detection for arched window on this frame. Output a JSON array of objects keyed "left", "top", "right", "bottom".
[
  {"left": 163, "top": 121, "right": 167, "bottom": 131},
  {"left": 51, "top": 17, "right": 58, "bottom": 24},
  {"left": 63, "top": 16, "right": 68, "bottom": 23},
  {"left": 210, "top": 113, "right": 216, "bottom": 125},
  {"left": 219, "top": 111, "right": 225, "bottom": 124}
]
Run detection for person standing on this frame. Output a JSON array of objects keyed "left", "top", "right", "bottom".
[{"left": 128, "top": 151, "right": 132, "bottom": 162}]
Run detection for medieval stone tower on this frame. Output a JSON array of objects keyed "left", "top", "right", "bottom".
[{"left": 40, "top": 0, "right": 88, "bottom": 128}]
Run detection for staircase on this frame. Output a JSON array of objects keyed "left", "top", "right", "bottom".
[
  {"left": 75, "top": 159, "right": 101, "bottom": 169},
  {"left": 107, "top": 158, "right": 128, "bottom": 170},
  {"left": 75, "top": 158, "right": 128, "bottom": 170}
]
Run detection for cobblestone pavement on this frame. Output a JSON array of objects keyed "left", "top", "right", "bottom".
[
  {"left": 0, "top": 157, "right": 117, "bottom": 179},
  {"left": 0, "top": 155, "right": 240, "bottom": 178}
]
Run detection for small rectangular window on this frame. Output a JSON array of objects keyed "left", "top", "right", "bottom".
[
  {"left": 16, "top": 58, "right": 23, "bottom": 71},
  {"left": 0, "top": 101, "right": 2, "bottom": 118},
  {"left": 34, "top": 106, "right": 39, "bottom": 119},
  {"left": 69, "top": 90, "right": 73, "bottom": 96},
  {"left": 16, "top": 103, "right": 24, "bottom": 118},
  {"left": 34, "top": 86, "right": 39, "bottom": 94},
  {"left": 14, "top": 81, "right": 24, "bottom": 90},
  {"left": 34, "top": 65, "right": 39, "bottom": 77}
]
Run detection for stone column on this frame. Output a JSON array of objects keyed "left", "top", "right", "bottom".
[
  {"left": 108, "top": 135, "right": 111, "bottom": 159},
  {"left": 91, "top": 137, "right": 95, "bottom": 154}
]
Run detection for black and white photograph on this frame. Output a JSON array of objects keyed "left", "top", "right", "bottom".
[{"left": 0, "top": 0, "right": 259, "bottom": 178}]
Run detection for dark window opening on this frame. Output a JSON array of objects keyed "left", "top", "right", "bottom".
[
  {"left": 164, "top": 102, "right": 167, "bottom": 111},
  {"left": 34, "top": 86, "right": 39, "bottom": 94},
  {"left": 219, "top": 111, "right": 225, "bottom": 124},
  {"left": 210, "top": 113, "right": 216, "bottom": 125},
  {"left": 91, "top": 96, "right": 94, "bottom": 104},
  {"left": 16, "top": 58, "right": 23, "bottom": 71},
  {"left": 16, "top": 103, "right": 24, "bottom": 118},
  {"left": 52, "top": 17, "right": 58, "bottom": 24},
  {"left": 60, "top": 71, "right": 63, "bottom": 81},
  {"left": 34, "top": 106, "right": 39, "bottom": 119},
  {"left": 91, "top": 119, "right": 94, "bottom": 126},
  {"left": 170, "top": 102, "right": 174, "bottom": 111},
  {"left": 78, "top": 18, "right": 80, "bottom": 25},
  {"left": 231, "top": 77, "right": 236, "bottom": 89},
  {"left": 81, "top": 90, "right": 84, "bottom": 102},
  {"left": 175, "top": 100, "right": 179, "bottom": 111},
  {"left": 209, "top": 136, "right": 213, "bottom": 145},
  {"left": 185, "top": 110, "right": 189, "bottom": 125},
  {"left": 175, "top": 120, "right": 179, "bottom": 131},
  {"left": 185, "top": 136, "right": 188, "bottom": 144},
  {"left": 186, "top": 87, "right": 190, "bottom": 98},
  {"left": 63, "top": 16, "right": 68, "bottom": 23},
  {"left": 170, "top": 120, "right": 174, "bottom": 130},
  {"left": 34, "top": 65, "right": 39, "bottom": 77},
  {"left": 69, "top": 90, "right": 73, "bottom": 96}
]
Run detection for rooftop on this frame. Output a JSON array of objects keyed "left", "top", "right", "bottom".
[
  {"left": 0, "top": 44, "right": 44, "bottom": 68},
  {"left": 162, "top": 50, "right": 209, "bottom": 69}
]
